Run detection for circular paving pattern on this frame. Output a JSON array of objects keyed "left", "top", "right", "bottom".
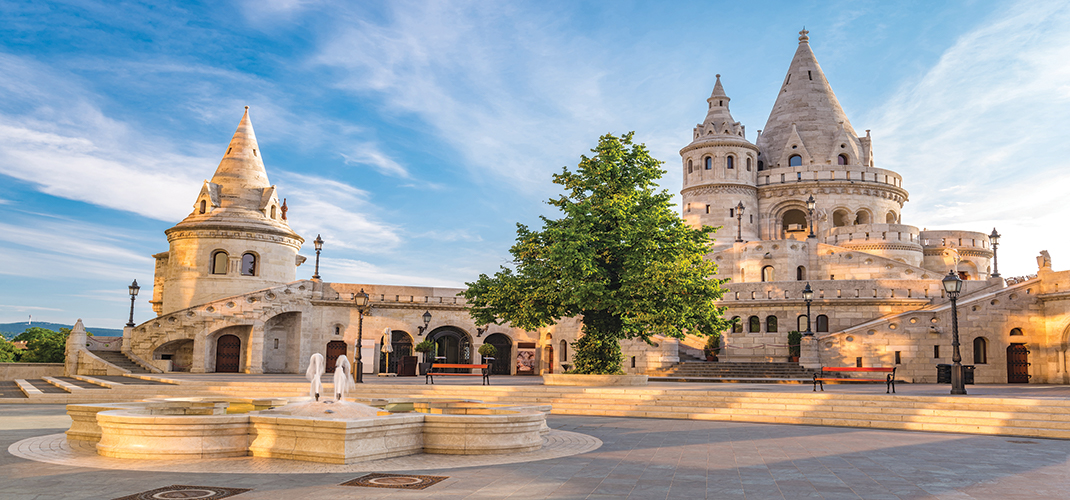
[{"left": 8, "top": 430, "right": 601, "bottom": 474}]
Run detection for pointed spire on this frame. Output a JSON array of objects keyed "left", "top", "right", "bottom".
[
  {"left": 709, "top": 74, "right": 727, "bottom": 99},
  {"left": 210, "top": 107, "right": 271, "bottom": 209},
  {"left": 692, "top": 74, "right": 748, "bottom": 141},
  {"left": 757, "top": 30, "right": 860, "bottom": 168}
]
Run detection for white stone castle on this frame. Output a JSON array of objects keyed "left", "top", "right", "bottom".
[{"left": 65, "top": 31, "right": 1070, "bottom": 385}]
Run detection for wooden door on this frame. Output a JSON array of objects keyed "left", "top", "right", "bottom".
[
  {"left": 325, "top": 341, "right": 348, "bottom": 373},
  {"left": 215, "top": 334, "right": 241, "bottom": 373},
  {"left": 546, "top": 346, "right": 554, "bottom": 374},
  {"left": 1007, "top": 343, "right": 1030, "bottom": 383}
]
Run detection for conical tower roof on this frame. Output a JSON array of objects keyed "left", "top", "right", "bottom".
[
  {"left": 757, "top": 30, "right": 859, "bottom": 167},
  {"left": 685, "top": 74, "right": 751, "bottom": 148},
  {"left": 211, "top": 106, "right": 270, "bottom": 208}
]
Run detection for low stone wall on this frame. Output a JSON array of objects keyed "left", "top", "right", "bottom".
[
  {"left": 542, "top": 374, "right": 649, "bottom": 386},
  {"left": 0, "top": 363, "right": 64, "bottom": 380}
]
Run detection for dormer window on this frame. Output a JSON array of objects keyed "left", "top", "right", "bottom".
[
  {"left": 200, "top": 200, "right": 207, "bottom": 214},
  {"left": 838, "top": 154, "right": 848, "bottom": 165},
  {"left": 270, "top": 205, "right": 276, "bottom": 219},
  {"left": 789, "top": 155, "right": 802, "bottom": 167}
]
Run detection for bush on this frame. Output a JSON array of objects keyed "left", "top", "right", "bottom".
[
  {"left": 414, "top": 340, "right": 435, "bottom": 353},
  {"left": 705, "top": 332, "right": 722, "bottom": 354},
  {"left": 788, "top": 331, "right": 802, "bottom": 358},
  {"left": 477, "top": 343, "right": 497, "bottom": 358}
]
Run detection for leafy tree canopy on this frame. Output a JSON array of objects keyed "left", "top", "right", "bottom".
[
  {"left": 0, "top": 338, "right": 19, "bottom": 363},
  {"left": 14, "top": 327, "right": 68, "bottom": 363},
  {"left": 463, "top": 133, "right": 731, "bottom": 374}
]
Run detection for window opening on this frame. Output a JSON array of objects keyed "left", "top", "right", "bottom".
[
  {"left": 808, "top": 70, "right": 812, "bottom": 80},
  {"left": 789, "top": 155, "right": 802, "bottom": 167},
  {"left": 726, "top": 156, "right": 734, "bottom": 169},
  {"left": 705, "top": 157, "right": 712, "bottom": 170},
  {"left": 895, "top": 351, "right": 901, "bottom": 364},
  {"left": 732, "top": 316, "right": 742, "bottom": 333},
  {"left": 1010, "top": 328, "right": 1023, "bottom": 336},
  {"left": 199, "top": 200, "right": 207, "bottom": 214},
  {"left": 934, "top": 345, "right": 941, "bottom": 358},
  {"left": 766, "top": 315, "right": 778, "bottom": 332},
  {"left": 688, "top": 159, "right": 693, "bottom": 173},
  {"left": 838, "top": 154, "right": 848, "bottom": 165},
  {"left": 241, "top": 253, "right": 257, "bottom": 276},
  {"left": 761, "top": 265, "right": 774, "bottom": 282},
  {"left": 748, "top": 316, "right": 760, "bottom": 333},
  {"left": 816, "top": 315, "right": 829, "bottom": 332},
  {"left": 211, "top": 251, "right": 228, "bottom": 275},
  {"left": 974, "top": 337, "right": 988, "bottom": 364}
]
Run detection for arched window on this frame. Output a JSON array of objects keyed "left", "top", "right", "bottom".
[
  {"left": 748, "top": 316, "right": 760, "bottom": 333},
  {"left": 1010, "top": 328, "right": 1023, "bottom": 336},
  {"left": 789, "top": 155, "right": 802, "bottom": 167},
  {"left": 816, "top": 315, "right": 829, "bottom": 332},
  {"left": 241, "top": 252, "right": 257, "bottom": 276},
  {"left": 746, "top": 158, "right": 752, "bottom": 171},
  {"left": 270, "top": 205, "right": 277, "bottom": 219},
  {"left": 766, "top": 315, "right": 778, "bottom": 333},
  {"left": 973, "top": 337, "right": 988, "bottom": 364},
  {"left": 886, "top": 211, "right": 896, "bottom": 224},
  {"left": 211, "top": 251, "right": 229, "bottom": 275},
  {"left": 833, "top": 209, "right": 850, "bottom": 227},
  {"left": 687, "top": 159, "right": 693, "bottom": 173},
  {"left": 761, "top": 265, "right": 774, "bottom": 282},
  {"left": 560, "top": 340, "right": 567, "bottom": 362},
  {"left": 199, "top": 200, "right": 207, "bottom": 214},
  {"left": 731, "top": 316, "right": 742, "bottom": 333},
  {"left": 838, "top": 154, "right": 848, "bottom": 165},
  {"left": 798, "top": 315, "right": 809, "bottom": 332},
  {"left": 797, "top": 266, "right": 805, "bottom": 281},
  {"left": 726, "top": 156, "right": 734, "bottom": 169},
  {"left": 757, "top": 160, "right": 764, "bottom": 171},
  {"left": 704, "top": 157, "right": 712, "bottom": 170},
  {"left": 854, "top": 210, "right": 871, "bottom": 225}
]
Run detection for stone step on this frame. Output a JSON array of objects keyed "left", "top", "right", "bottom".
[{"left": 91, "top": 351, "right": 152, "bottom": 373}]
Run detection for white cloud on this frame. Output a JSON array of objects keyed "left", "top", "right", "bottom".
[
  {"left": 0, "top": 219, "right": 154, "bottom": 280},
  {"left": 319, "top": 258, "right": 464, "bottom": 288},
  {"left": 341, "top": 145, "right": 410, "bottom": 178},
  {"left": 873, "top": 1, "right": 1070, "bottom": 277},
  {"left": 0, "top": 304, "right": 63, "bottom": 312}
]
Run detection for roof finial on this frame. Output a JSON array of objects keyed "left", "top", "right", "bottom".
[
  {"left": 245, "top": 105, "right": 249, "bottom": 110},
  {"left": 799, "top": 28, "right": 809, "bottom": 43}
]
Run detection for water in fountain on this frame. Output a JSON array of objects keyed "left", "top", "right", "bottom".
[
  {"left": 333, "top": 355, "right": 355, "bottom": 402},
  {"left": 269, "top": 353, "right": 381, "bottom": 419},
  {"left": 305, "top": 353, "right": 324, "bottom": 401}
]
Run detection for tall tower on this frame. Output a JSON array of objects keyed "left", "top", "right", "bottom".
[
  {"left": 680, "top": 75, "right": 760, "bottom": 245},
  {"left": 151, "top": 107, "right": 305, "bottom": 315},
  {"left": 753, "top": 30, "right": 907, "bottom": 241}
]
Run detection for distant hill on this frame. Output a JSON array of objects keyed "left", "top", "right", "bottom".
[{"left": 0, "top": 322, "right": 124, "bottom": 340}]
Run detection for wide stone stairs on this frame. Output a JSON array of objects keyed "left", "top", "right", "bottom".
[
  {"left": 648, "top": 361, "right": 819, "bottom": 382},
  {"left": 92, "top": 351, "right": 152, "bottom": 373}
]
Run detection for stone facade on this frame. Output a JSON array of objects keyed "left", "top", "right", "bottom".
[{"left": 682, "top": 30, "right": 1070, "bottom": 384}]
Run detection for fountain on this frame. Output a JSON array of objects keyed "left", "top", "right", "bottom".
[{"left": 63, "top": 354, "right": 552, "bottom": 464}]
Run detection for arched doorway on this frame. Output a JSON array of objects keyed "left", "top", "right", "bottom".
[
  {"left": 153, "top": 339, "right": 194, "bottom": 372},
  {"left": 215, "top": 334, "right": 241, "bottom": 373},
  {"left": 781, "top": 209, "right": 808, "bottom": 239},
  {"left": 325, "top": 341, "right": 347, "bottom": 373},
  {"left": 428, "top": 327, "right": 471, "bottom": 372},
  {"left": 484, "top": 333, "right": 512, "bottom": 375},
  {"left": 1007, "top": 344, "right": 1030, "bottom": 383},
  {"left": 379, "top": 330, "right": 414, "bottom": 375}
]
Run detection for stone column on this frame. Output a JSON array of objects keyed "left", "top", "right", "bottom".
[
  {"left": 65, "top": 319, "right": 87, "bottom": 377},
  {"left": 246, "top": 323, "right": 265, "bottom": 374},
  {"left": 121, "top": 325, "right": 132, "bottom": 354},
  {"left": 799, "top": 335, "right": 821, "bottom": 369},
  {"left": 190, "top": 336, "right": 207, "bottom": 373}
]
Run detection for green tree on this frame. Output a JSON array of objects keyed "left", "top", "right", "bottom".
[
  {"left": 463, "top": 133, "right": 731, "bottom": 374},
  {"left": 16, "top": 327, "right": 68, "bottom": 363},
  {"left": 0, "top": 338, "right": 19, "bottom": 363}
]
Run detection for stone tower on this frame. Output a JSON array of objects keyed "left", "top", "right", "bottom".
[
  {"left": 150, "top": 107, "right": 305, "bottom": 315},
  {"left": 680, "top": 75, "right": 760, "bottom": 245}
]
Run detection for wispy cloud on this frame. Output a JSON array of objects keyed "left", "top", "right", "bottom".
[
  {"left": 319, "top": 258, "right": 463, "bottom": 288},
  {"left": 0, "top": 304, "right": 63, "bottom": 312},
  {"left": 873, "top": 1, "right": 1070, "bottom": 276},
  {"left": 0, "top": 218, "right": 154, "bottom": 280},
  {"left": 341, "top": 145, "right": 410, "bottom": 178}
]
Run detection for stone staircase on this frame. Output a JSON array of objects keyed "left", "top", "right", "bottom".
[
  {"left": 648, "top": 361, "right": 818, "bottom": 382},
  {"left": 92, "top": 351, "right": 152, "bottom": 373}
]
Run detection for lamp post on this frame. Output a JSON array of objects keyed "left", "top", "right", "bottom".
[
  {"left": 353, "top": 288, "right": 370, "bottom": 383},
  {"left": 126, "top": 280, "right": 140, "bottom": 327},
  {"left": 942, "top": 270, "right": 966, "bottom": 395},
  {"left": 806, "top": 195, "right": 817, "bottom": 239},
  {"left": 312, "top": 234, "right": 324, "bottom": 280},
  {"left": 417, "top": 310, "right": 432, "bottom": 336},
  {"left": 735, "top": 201, "right": 745, "bottom": 243},
  {"left": 989, "top": 228, "right": 1001, "bottom": 278},
  {"left": 801, "top": 282, "right": 814, "bottom": 336}
]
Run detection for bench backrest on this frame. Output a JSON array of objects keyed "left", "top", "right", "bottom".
[
  {"left": 431, "top": 364, "right": 488, "bottom": 369},
  {"left": 821, "top": 367, "right": 894, "bottom": 373}
]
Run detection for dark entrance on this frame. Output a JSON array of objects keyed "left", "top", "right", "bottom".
[
  {"left": 1007, "top": 343, "right": 1030, "bottom": 383},
  {"left": 484, "top": 333, "right": 513, "bottom": 375},
  {"left": 379, "top": 331, "right": 413, "bottom": 375},
  {"left": 429, "top": 328, "right": 470, "bottom": 373},
  {"left": 546, "top": 345, "right": 554, "bottom": 374},
  {"left": 325, "top": 341, "right": 348, "bottom": 373},
  {"left": 215, "top": 334, "right": 241, "bottom": 373}
]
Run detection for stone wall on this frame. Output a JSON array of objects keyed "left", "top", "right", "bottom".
[{"left": 0, "top": 363, "right": 63, "bottom": 379}]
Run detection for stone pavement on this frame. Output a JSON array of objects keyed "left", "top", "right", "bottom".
[{"left": 4, "top": 404, "right": 1070, "bottom": 499}]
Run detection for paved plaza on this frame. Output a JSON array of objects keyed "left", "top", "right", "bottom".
[{"left": 4, "top": 401, "right": 1070, "bottom": 499}]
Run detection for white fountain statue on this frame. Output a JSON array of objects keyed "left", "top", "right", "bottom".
[
  {"left": 333, "top": 355, "right": 355, "bottom": 402},
  {"left": 306, "top": 353, "right": 325, "bottom": 401}
]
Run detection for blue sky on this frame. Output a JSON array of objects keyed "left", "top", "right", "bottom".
[{"left": 1, "top": 0, "right": 1068, "bottom": 328}]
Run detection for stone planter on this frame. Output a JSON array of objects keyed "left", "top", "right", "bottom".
[{"left": 541, "top": 374, "right": 648, "bottom": 386}]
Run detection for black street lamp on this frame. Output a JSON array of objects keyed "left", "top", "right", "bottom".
[
  {"left": 353, "top": 288, "right": 370, "bottom": 383},
  {"left": 417, "top": 310, "right": 432, "bottom": 336},
  {"left": 806, "top": 195, "right": 817, "bottom": 239},
  {"left": 126, "top": 280, "right": 140, "bottom": 327},
  {"left": 312, "top": 234, "right": 324, "bottom": 280},
  {"left": 802, "top": 282, "right": 814, "bottom": 336},
  {"left": 942, "top": 270, "right": 966, "bottom": 395},
  {"left": 990, "top": 228, "right": 1001, "bottom": 278},
  {"left": 735, "top": 201, "right": 745, "bottom": 243}
]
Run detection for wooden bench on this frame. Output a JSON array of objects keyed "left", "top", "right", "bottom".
[
  {"left": 813, "top": 367, "right": 896, "bottom": 393},
  {"left": 425, "top": 363, "right": 490, "bottom": 385}
]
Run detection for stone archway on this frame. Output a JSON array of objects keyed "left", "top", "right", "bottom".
[
  {"left": 153, "top": 339, "right": 194, "bottom": 372},
  {"left": 379, "top": 330, "right": 414, "bottom": 375},
  {"left": 428, "top": 327, "right": 472, "bottom": 372},
  {"left": 484, "top": 333, "right": 513, "bottom": 375},
  {"left": 206, "top": 325, "right": 251, "bottom": 373},
  {"left": 215, "top": 334, "right": 241, "bottom": 373}
]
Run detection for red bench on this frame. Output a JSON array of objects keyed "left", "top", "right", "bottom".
[
  {"left": 425, "top": 363, "right": 490, "bottom": 385},
  {"left": 813, "top": 367, "right": 896, "bottom": 393}
]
